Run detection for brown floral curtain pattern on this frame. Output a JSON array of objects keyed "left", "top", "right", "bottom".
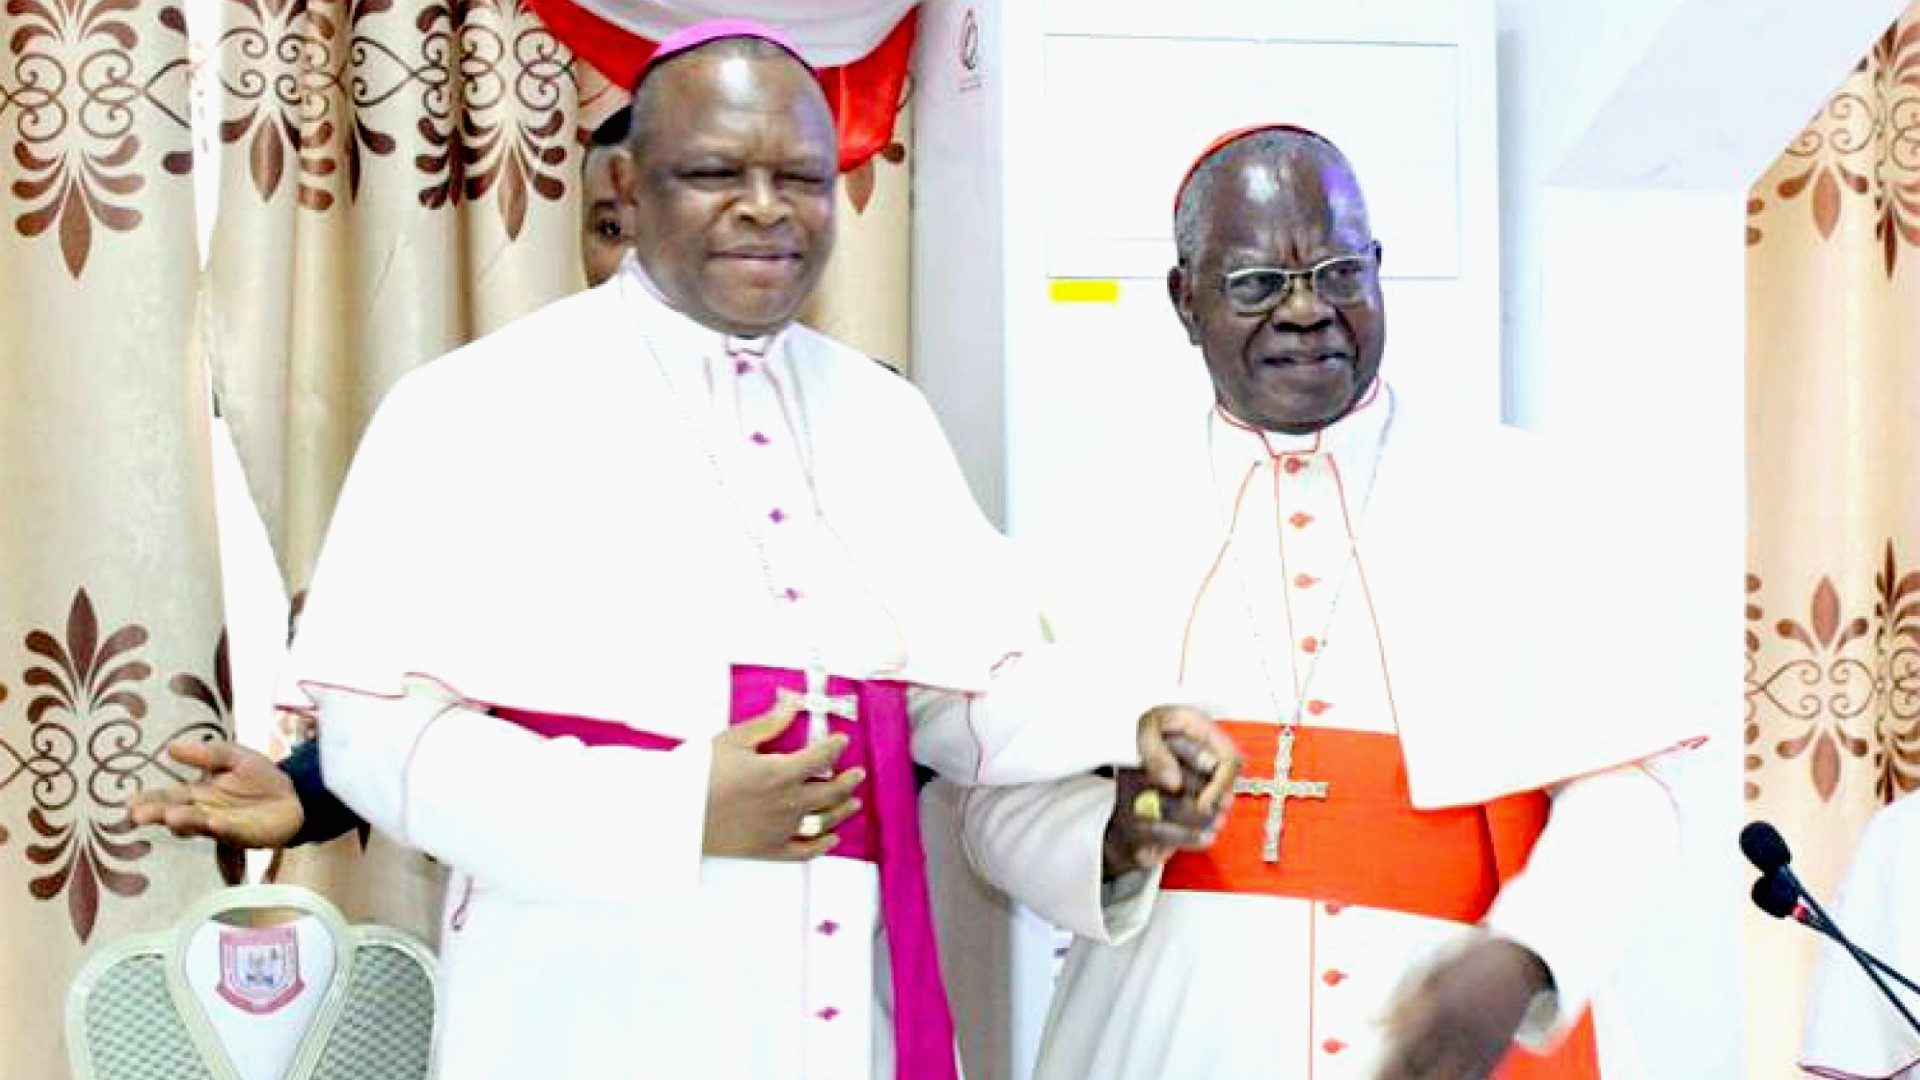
[
  {"left": 199, "top": 0, "right": 593, "bottom": 943},
  {"left": 206, "top": 0, "right": 587, "bottom": 598},
  {"left": 1745, "top": 5, "right": 1920, "bottom": 1075},
  {"left": 0, "top": 0, "right": 230, "bottom": 1074}
]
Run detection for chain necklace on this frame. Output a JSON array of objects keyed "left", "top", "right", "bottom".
[
  {"left": 625, "top": 301, "right": 858, "bottom": 745},
  {"left": 635, "top": 327, "right": 817, "bottom": 595},
  {"left": 1203, "top": 386, "right": 1398, "bottom": 734},
  {"left": 1201, "top": 387, "right": 1396, "bottom": 862},
  {"left": 622, "top": 286, "right": 906, "bottom": 749}
]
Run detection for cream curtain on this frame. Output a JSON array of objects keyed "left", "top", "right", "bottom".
[
  {"left": 205, "top": 3, "right": 913, "bottom": 943},
  {"left": 206, "top": 0, "right": 588, "bottom": 598},
  {"left": 1745, "top": 5, "right": 1920, "bottom": 1075},
  {"left": 0, "top": 0, "right": 230, "bottom": 1074},
  {"left": 202, "top": 0, "right": 595, "bottom": 942},
  {"left": 802, "top": 96, "right": 912, "bottom": 368}
]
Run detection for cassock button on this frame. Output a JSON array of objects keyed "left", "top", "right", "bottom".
[
  {"left": 735, "top": 359, "right": 755, "bottom": 375},
  {"left": 817, "top": 1006, "right": 840, "bottom": 1022},
  {"left": 1322, "top": 1038, "right": 1347, "bottom": 1055},
  {"left": 783, "top": 588, "right": 803, "bottom": 602},
  {"left": 769, "top": 508, "right": 788, "bottom": 524},
  {"left": 817, "top": 920, "right": 840, "bottom": 936},
  {"left": 1283, "top": 457, "right": 1306, "bottom": 475},
  {"left": 1324, "top": 901, "right": 1346, "bottom": 915},
  {"left": 751, "top": 431, "right": 771, "bottom": 446},
  {"left": 1301, "top": 636, "right": 1320, "bottom": 654},
  {"left": 1306, "top": 699, "right": 1331, "bottom": 717},
  {"left": 1294, "top": 573, "right": 1319, "bottom": 589},
  {"left": 1322, "top": 969, "right": 1347, "bottom": 987},
  {"left": 1290, "top": 512, "right": 1315, "bottom": 529}
]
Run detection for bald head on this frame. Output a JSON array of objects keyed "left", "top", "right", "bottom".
[
  {"left": 627, "top": 36, "right": 826, "bottom": 154},
  {"left": 1173, "top": 130, "right": 1369, "bottom": 264},
  {"left": 610, "top": 35, "right": 839, "bottom": 336}
]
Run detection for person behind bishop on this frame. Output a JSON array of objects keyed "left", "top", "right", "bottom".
[
  {"left": 960, "top": 125, "right": 1703, "bottom": 1080},
  {"left": 240, "top": 20, "right": 1232, "bottom": 1080}
]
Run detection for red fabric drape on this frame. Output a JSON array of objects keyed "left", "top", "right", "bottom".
[{"left": 527, "top": 0, "right": 915, "bottom": 172}]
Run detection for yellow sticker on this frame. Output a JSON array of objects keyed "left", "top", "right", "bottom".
[{"left": 1048, "top": 279, "right": 1121, "bottom": 304}]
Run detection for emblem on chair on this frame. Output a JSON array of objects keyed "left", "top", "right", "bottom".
[
  {"left": 216, "top": 925, "right": 305, "bottom": 1014},
  {"left": 68, "top": 884, "right": 438, "bottom": 1080}
]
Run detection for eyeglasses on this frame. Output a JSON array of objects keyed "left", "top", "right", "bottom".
[{"left": 1216, "top": 242, "right": 1381, "bottom": 314}]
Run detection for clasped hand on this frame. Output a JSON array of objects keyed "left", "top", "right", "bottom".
[{"left": 1103, "top": 705, "right": 1240, "bottom": 877}]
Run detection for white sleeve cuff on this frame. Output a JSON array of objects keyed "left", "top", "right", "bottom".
[
  {"left": 310, "top": 676, "right": 453, "bottom": 841},
  {"left": 315, "top": 676, "right": 711, "bottom": 906},
  {"left": 1482, "top": 765, "right": 1679, "bottom": 1046},
  {"left": 1097, "top": 863, "right": 1164, "bottom": 947},
  {"left": 961, "top": 774, "right": 1160, "bottom": 943},
  {"left": 912, "top": 647, "right": 1189, "bottom": 784},
  {"left": 1501, "top": 949, "right": 1567, "bottom": 1050}
]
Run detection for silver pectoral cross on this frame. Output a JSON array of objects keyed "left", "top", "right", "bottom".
[
  {"left": 1233, "top": 728, "right": 1329, "bottom": 864},
  {"left": 777, "top": 663, "right": 860, "bottom": 749}
]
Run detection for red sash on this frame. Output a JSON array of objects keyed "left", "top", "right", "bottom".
[{"left": 1164, "top": 722, "right": 1601, "bottom": 1079}]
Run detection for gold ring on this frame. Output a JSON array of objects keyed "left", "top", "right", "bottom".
[
  {"left": 796, "top": 813, "right": 826, "bottom": 839},
  {"left": 1132, "top": 789, "right": 1163, "bottom": 823}
]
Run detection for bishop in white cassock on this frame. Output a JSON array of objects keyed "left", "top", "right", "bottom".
[
  {"left": 267, "top": 24, "right": 1216, "bottom": 1080},
  {"left": 1801, "top": 794, "right": 1920, "bottom": 1079},
  {"left": 961, "top": 127, "right": 1704, "bottom": 1080}
]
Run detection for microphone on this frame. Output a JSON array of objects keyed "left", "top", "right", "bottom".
[
  {"left": 1749, "top": 869, "right": 1802, "bottom": 920},
  {"left": 1739, "top": 820, "right": 1791, "bottom": 873},
  {"left": 1749, "top": 869, "right": 1920, "bottom": 996},
  {"left": 1742, "top": 821, "right": 1920, "bottom": 1036}
]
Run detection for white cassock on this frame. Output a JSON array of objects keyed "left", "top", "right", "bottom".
[
  {"left": 275, "top": 257, "right": 1155, "bottom": 1079},
  {"left": 962, "top": 384, "right": 1703, "bottom": 1079},
  {"left": 1802, "top": 793, "right": 1920, "bottom": 1079}
]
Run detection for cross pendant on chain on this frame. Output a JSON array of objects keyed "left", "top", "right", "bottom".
[
  {"left": 1232, "top": 727, "right": 1329, "bottom": 864},
  {"left": 776, "top": 663, "right": 860, "bottom": 749}
]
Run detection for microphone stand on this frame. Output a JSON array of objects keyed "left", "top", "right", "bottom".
[
  {"left": 1792, "top": 901, "right": 1920, "bottom": 997},
  {"left": 1785, "top": 870, "right": 1920, "bottom": 1039}
]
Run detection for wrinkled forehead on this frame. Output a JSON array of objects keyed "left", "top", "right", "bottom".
[{"left": 1203, "top": 149, "right": 1371, "bottom": 254}]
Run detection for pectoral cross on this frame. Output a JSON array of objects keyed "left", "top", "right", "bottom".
[
  {"left": 1233, "top": 727, "right": 1329, "bottom": 864},
  {"left": 777, "top": 662, "right": 860, "bottom": 749}
]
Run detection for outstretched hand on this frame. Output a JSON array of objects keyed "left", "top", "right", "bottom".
[{"left": 129, "top": 738, "right": 305, "bottom": 850}]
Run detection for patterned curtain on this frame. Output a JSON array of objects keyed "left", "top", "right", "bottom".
[
  {"left": 1745, "top": 6, "right": 1920, "bottom": 1076},
  {"left": 201, "top": 0, "right": 598, "bottom": 942},
  {"left": 0, "top": 0, "right": 231, "bottom": 1074},
  {"left": 802, "top": 96, "right": 912, "bottom": 368},
  {"left": 204, "top": 2, "right": 913, "bottom": 943},
  {"left": 206, "top": 0, "right": 589, "bottom": 601}
]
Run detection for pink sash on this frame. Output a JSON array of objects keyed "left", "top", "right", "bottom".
[{"left": 492, "top": 663, "right": 956, "bottom": 1080}]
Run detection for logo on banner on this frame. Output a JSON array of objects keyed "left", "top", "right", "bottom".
[
  {"left": 958, "top": 8, "right": 983, "bottom": 92},
  {"left": 217, "top": 926, "right": 305, "bottom": 1015}
]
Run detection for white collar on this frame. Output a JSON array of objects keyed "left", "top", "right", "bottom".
[
  {"left": 613, "top": 251, "right": 790, "bottom": 363},
  {"left": 1210, "top": 379, "right": 1394, "bottom": 473}
]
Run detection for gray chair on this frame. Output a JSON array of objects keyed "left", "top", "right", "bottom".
[{"left": 67, "top": 884, "right": 437, "bottom": 1080}]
